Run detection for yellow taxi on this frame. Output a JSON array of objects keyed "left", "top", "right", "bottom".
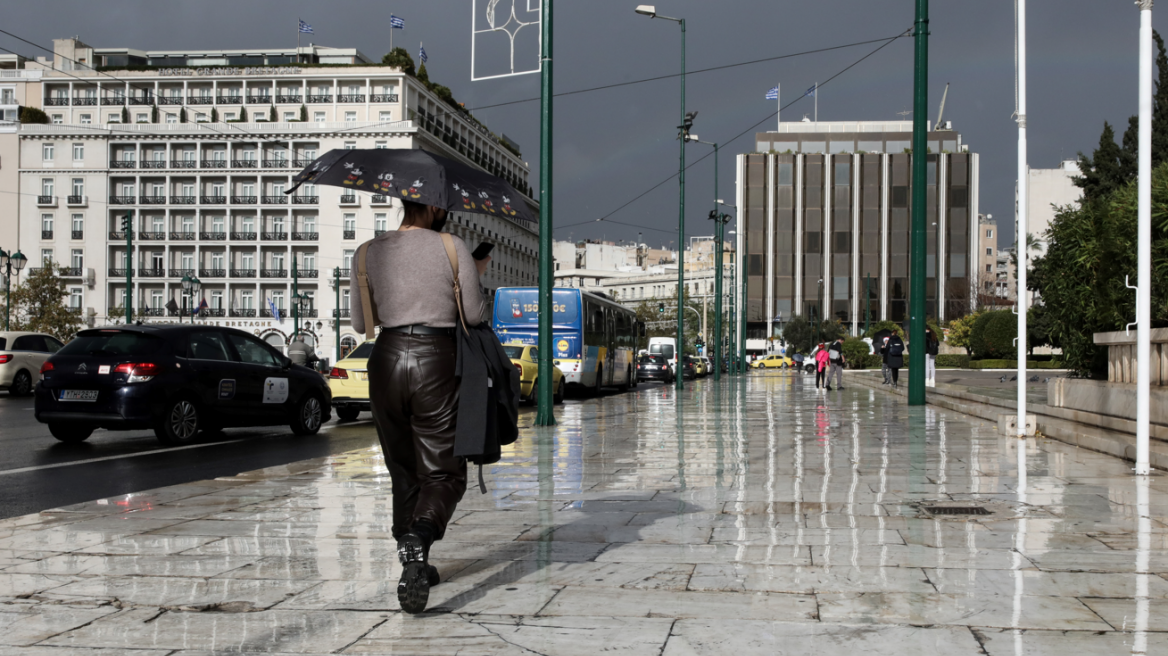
[
  {"left": 328, "top": 339, "right": 376, "bottom": 421},
  {"left": 751, "top": 354, "right": 794, "bottom": 369},
  {"left": 692, "top": 356, "right": 708, "bottom": 377},
  {"left": 503, "top": 343, "right": 565, "bottom": 404}
]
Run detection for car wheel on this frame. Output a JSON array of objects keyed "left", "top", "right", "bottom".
[
  {"left": 49, "top": 423, "right": 93, "bottom": 443},
  {"left": 781, "top": 363, "right": 788, "bottom": 370},
  {"left": 554, "top": 379, "right": 565, "bottom": 405},
  {"left": 155, "top": 397, "right": 201, "bottom": 445},
  {"left": 336, "top": 407, "right": 360, "bottom": 422},
  {"left": 10, "top": 370, "right": 32, "bottom": 397},
  {"left": 291, "top": 394, "right": 324, "bottom": 436}
]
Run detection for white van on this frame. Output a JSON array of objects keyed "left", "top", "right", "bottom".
[{"left": 647, "top": 337, "right": 677, "bottom": 376}]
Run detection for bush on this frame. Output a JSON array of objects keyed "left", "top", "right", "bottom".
[
  {"left": 969, "top": 310, "right": 1017, "bottom": 360},
  {"left": 936, "top": 354, "right": 970, "bottom": 368},
  {"left": 18, "top": 106, "right": 50, "bottom": 124},
  {"left": 968, "top": 359, "right": 1065, "bottom": 370},
  {"left": 946, "top": 312, "right": 980, "bottom": 355},
  {"left": 841, "top": 338, "right": 878, "bottom": 369},
  {"left": 864, "top": 320, "right": 905, "bottom": 340}
]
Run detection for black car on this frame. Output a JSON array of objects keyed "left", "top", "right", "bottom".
[
  {"left": 637, "top": 354, "right": 674, "bottom": 384},
  {"left": 681, "top": 356, "right": 698, "bottom": 380},
  {"left": 35, "top": 325, "right": 331, "bottom": 445}
]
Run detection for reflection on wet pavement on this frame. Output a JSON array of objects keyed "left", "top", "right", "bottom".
[{"left": 0, "top": 373, "right": 1166, "bottom": 654}]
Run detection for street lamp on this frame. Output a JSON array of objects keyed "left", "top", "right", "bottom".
[
  {"left": 189, "top": 276, "right": 202, "bottom": 321},
  {"left": 1, "top": 249, "right": 28, "bottom": 331},
  {"left": 635, "top": 3, "right": 686, "bottom": 390},
  {"left": 180, "top": 274, "right": 192, "bottom": 324},
  {"left": 292, "top": 292, "right": 311, "bottom": 339}
]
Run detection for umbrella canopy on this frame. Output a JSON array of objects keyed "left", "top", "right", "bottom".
[
  {"left": 871, "top": 329, "right": 894, "bottom": 343},
  {"left": 287, "top": 148, "right": 536, "bottom": 224}
]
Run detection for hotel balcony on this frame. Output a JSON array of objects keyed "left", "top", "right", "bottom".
[
  {"left": 200, "top": 308, "right": 227, "bottom": 318},
  {"left": 230, "top": 232, "right": 257, "bottom": 241},
  {"left": 127, "top": 97, "right": 153, "bottom": 106},
  {"left": 333, "top": 308, "right": 351, "bottom": 318},
  {"left": 169, "top": 268, "right": 195, "bottom": 278},
  {"left": 200, "top": 196, "right": 226, "bottom": 204},
  {"left": 108, "top": 268, "right": 130, "bottom": 276},
  {"left": 101, "top": 97, "right": 125, "bottom": 105},
  {"left": 169, "top": 232, "right": 196, "bottom": 241},
  {"left": 245, "top": 95, "right": 272, "bottom": 104},
  {"left": 72, "top": 97, "right": 97, "bottom": 106},
  {"left": 59, "top": 268, "right": 83, "bottom": 277},
  {"left": 261, "top": 232, "right": 288, "bottom": 241},
  {"left": 216, "top": 96, "right": 242, "bottom": 105},
  {"left": 198, "top": 268, "right": 226, "bottom": 278},
  {"left": 276, "top": 95, "right": 301, "bottom": 104},
  {"left": 260, "top": 269, "right": 287, "bottom": 278},
  {"left": 171, "top": 196, "right": 196, "bottom": 205},
  {"left": 291, "top": 195, "right": 318, "bottom": 205},
  {"left": 229, "top": 308, "right": 256, "bottom": 317},
  {"left": 343, "top": 230, "right": 355, "bottom": 240},
  {"left": 370, "top": 94, "right": 399, "bottom": 103},
  {"left": 172, "top": 160, "right": 197, "bottom": 169},
  {"left": 296, "top": 269, "right": 318, "bottom": 278},
  {"left": 230, "top": 269, "right": 256, "bottom": 278},
  {"left": 306, "top": 94, "right": 332, "bottom": 103},
  {"left": 291, "top": 232, "right": 318, "bottom": 241},
  {"left": 66, "top": 195, "right": 87, "bottom": 207},
  {"left": 139, "top": 196, "right": 167, "bottom": 204},
  {"left": 186, "top": 96, "right": 213, "bottom": 105},
  {"left": 36, "top": 195, "right": 56, "bottom": 207},
  {"left": 140, "top": 161, "right": 168, "bottom": 169},
  {"left": 71, "top": 230, "right": 84, "bottom": 240},
  {"left": 261, "top": 195, "right": 286, "bottom": 204},
  {"left": 200, "top": 160, "right": 227, "bottom": 169},
  {"left": 41, "top": 230, "right": 53, "bottom": 239},
  {"left": 262, "top": 159, "right": 288, "bottom": 168},
  {"left": 371, "top": 194, "right": 390, "bottom": 205},
  {"left": 337, "top": 94, "right": 365, "bottom": 103},
  {"left": 137, "top": 307, "right": 165, "bottom": 316},
  {"left": 340, "top": 195, "right": 358, "bottom": 205},
  {"left": 110, "top": 160, "right": 137, "bottom": 169},
  {"left": 139, "top": 232, "right": 166, "bottom": 241},
  {"left": 199, "top": 231, "right": 227, "bottom": 241},
  {"left": 231, "top": 196, "right": 257, "bottom": 204},
  {"left": 44, "top": 98, "right": 70, "bottom": 106},
  {"left": 158, "top": 97, "right": 183, "bottom": 106},
  {"left": 232, "top": 159, "right": 259, "bottom": 169},
  {"left": 108, "top": 231, "right": 132, "bottom": 240},
  {"left": 139, "top": 268, "right": 165, "bottom": 278},
  {"left": 108, "top": 196, "right": 135, "bottom": 204}
]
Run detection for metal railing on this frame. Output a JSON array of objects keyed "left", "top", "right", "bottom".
[
  {"left": 198, "top": 231, "right": 226, "bottom": 240},
  {"left": 306, "top": 94, "right": 332, "bottom": 103},
  {"left": 230, "top": 232, "right": 256, "bottom": 240},
  {"left": 41, "top": 230, "right": 53, "bottom": 239},
  {"left": 108, "top": 231, "right": 132, "bottom": 239},
  {"left": 67, "top": 195, "right": 86, "bottom": 205},
  {"left": 37, "top": 195, "right": 56, "bottom": 205},
  {"left": 343, "top": 230, "right": 355, "bottom": 240},
  {"left": 230, "top": 269, "right": 256, "bottom": 278},
  {"left": 262, "top": 159, "right": 287, "bottom": 168},
  {"left": 297, "top": 269, "right": 318, "bottom": 278},
  {"left": 72, "top": 97, "right": 97, "bottom": 106},
  {"left": 261, "top": 232, "right": 288, "bottom": 241},
  {"left": 292, "top": 195, "right": 318, "bottom": 204},
  {"left": 171, "top": 196, "right": 196, "bottom": 204},
  {"left": 108, "top": 268, "right": 130, "bottom": 276},
  {"left": 169, "top": 232, "right": 195, "bottom": 241},
  {"left": 291, "top": 232, "right": 318, "bottom": 241},
  {"left": 71, "top": 230, "right": 84, "bottom": 239},
  {"left": 139, "top": 196, "right": 166, "bottom": 204},
  {"left": 371, "top": 194, "right": 390, "bottom": 204},
  {"left": 246, "top": 95, "right": 272, "bottom": 104},
  {"left": 200, "top": 160, "right": 227, "bottom": 168},
  {"left": 200, "top": 308, "right": 227, "bottom": 317},
  {"left": 260, "top": 269, "right": 287, "bottom": 278},
  {"left": 172, "top": 160, "right": 197, "bottom": 169},
  {"left": 231, "top": 196, "right": 257, "bottom": 204},
  {"left": 169, "top": 268, "right": 195, "bottom": 277},
  {"left": 138, "top": 268, "right": 165, "bottom": 277},
  {"left": 127, "top": 97, "right": 153, "bottom": 106},
  {"left": 186, "top": 96, "right": 213, "bottom": 105},
  {"left": 216, "top": 96, "right": 242, "bottom": 104},
  {"left": 340, "top": 195, "right": 357, "bottom": 204},
  {"left": 261, "top": 195, "right": 286, "bottom": 204},
  {"left": 108, "top": 196, "right": 134, "bottom": 204},
  {"left": 333, "top": 308, "right": 351, "bottom": 318},
  {"left": 137, "top": 307, "right": 165, "bottom": 316},
  {"left": 139, "top": 232, "right": 166, "bottom": 240},
  {"left": 337, "top": 94, "right": 365, "bottom": 103},
  {"left": 370, "top": 94, "right": 399, "bottom": 103},
  {"left": 198, "top": 268, "right": 226, "bottom": 278},
  {"left": 229, "top": 308, "right": 257, "bottom": 317},
  {"left": 200, "top": 196, "right": 226, "bottom": 204},
  {"left": 276, "top": 95, "right": 302, "bottom": 104},
  {"left": 158, "top": 97, "right": 184, "bottom": 106},
  {"left": 45, "top": 97, "right": 70, "bottom": 106},
  {"left": 59, "top": 268, "right": 83, "bottom": 276},
  {"left": 140, "top": 161, "right": 167, "bottom": 169},
  {"left": 110, "top": 161, "right": 136, "bottom": 169},
  {"left": 232, "top": 159, "right": 259, "bottom": 168},
  {"left": 101, "top": 97, "right": 125, "bottom": 105}
]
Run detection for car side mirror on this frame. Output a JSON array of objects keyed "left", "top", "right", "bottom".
[{"left": 281, "top": 356, "right": 293, "bottom": 369}]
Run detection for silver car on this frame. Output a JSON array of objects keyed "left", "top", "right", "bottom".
[{"left": 0, "top": 331, "right": 65, "bottom": 396}]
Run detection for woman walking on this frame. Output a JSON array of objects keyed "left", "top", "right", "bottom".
[
  {"left": 814, "top": 343, "right": 829, "bottom": 390},
  {"left": 886, "top": 333, "right": 906, "bottom": 389},
  {"left": 351, "top": 199, "right": 490, "bottom": 614}
]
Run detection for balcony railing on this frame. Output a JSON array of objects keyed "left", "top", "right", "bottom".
[
  {"left": 231, "top": 196, "right": 257, "bottom": 204},
  {"left": 337, "top": 94, "right": 365, "bottom": 103},
  {"left": 371, "top": 194, "right": 390, "bottom": 205},
  {"left": 337, "top": 268, "right": 351, "bottom": 278},
  {"left": 343, "top": 230, "right": 355, "bottom": 240},
  {"left": 230, "top": 232, "right": 256, "bottom": 240},
  {"left": 101, "top": 97, "right": 125, "bottom": 105},
  {"left": 108, "top": 268, "right": 130, "bottom": 276},
  {"left": 374, "top": 229, "right": 387, "bottom": 237},
  {"left": 198, "top": 269, "right": 226, "bottom": 278},
  {"left": 232, "top": 159, "right": 259, "bottom": 168},
  {"left": 169, "top": 232, "right": 195, "bottom": 241},
  {"left": 261, "top": 232, "right": 288, "bottom": 241},
  {"left": 41, "top": 230, "right": 53, "bottom": 239},
  {"left": 139, "top": 268, "right": 165, "bottom": 277},
  {"left": 137, "top": 307, "right": 165, "bottom": 316},
  {"left": 72, "top": 97, "right": 97, "bottom": 106},
  {"left": 291, "top": 232, "right": 318, "bottom": 241},
  {"left": 71, "top": 230, "right": 84, "bottom": 240},
  {"left": 200, "top": 308, "right": 227, "bottom": 318},
  {"left": 296, "top": 269, "right": 318, "bottom": 278},
  {"left": 370, "top": 94, "right": 399, "bottom": 103},
  {"left": 108, "top": 196, "right": 135, "bottom": 204},
  {"left": 200, "top": 160, "right": 227, "bottom": 169},
  {"left": 109, "top": 231, "right": 132, "bottom": 240},
  {"left": 171, "top": 196, "right": 196, "bottom": 204},
  {"left": 67, "top": 195, "right": 86, "bottom": 206},
  {"left": 261, "top": 195, "right": 286, "bottom": 204},
  {"left": 199, "top": 231, "right": 227, "bottom": 240},
  {"left": 292, "top": 159, "right": 314, "bottom": 167},
  {"left": 340, "top": 195, "right": 357, "bottom": 204},
  {"left": 37, "top": 195, "right": 56, "bottom": 206},
  {"left": 306, "top": 94, "right": 332, "bottom": 103},
  {"left": 200, "top": 196, "right": 226, "bottom": 204},
  {"left": 333, "top": 308, "right": 351, "bottom": 318},
  {"left": 295, "top": 309, "right": 319, "bottom": 318},
  {"left": 230, "top": 269, "right": 256, "bottom": 278},
  {"left": 172, "top": 160, "right": 197, "bottom": 169},
  {"left": 260, "top": 269, "right": 287, "bottom": 278},
  {"left": 59, "top": 268, "right": 83, "bottom": 277},
  {"left": 169, "top": 268, "right": 195, "bottom": 277},
  {"left": 262, "top": 159, "right": 287, "bottom": 168},
  {"left": 245, "top": 95, "right": 272, "bottom": 104},
  {"left": 260, "top": 308, "right": 277, "bottom": 318},
  {"left": 292, "top": 195, "right": 318, "bottom": 204},
  {"left": 276, "top": 95, "right": 301, "bottom": 104},
  {"left": 140, "top": 196, "right": 167, "bottom": 204},
  {"left": 187, "top": 96, "right": 213, "bottom": 105},
  {"left": 110, "top": 160, "right": 137, "bottom": 169},
  {"left": 158, "top": 97, "right": 183, "bottom": 105},
  {"left": 140, "top": 161, "right": 168, "bottom": 169},
  {"left": 45, "top": 97, "right": 70, "bottom": 106},
  {"left": 216, "top": 96, "right": 242, "bottom": 104},
  {"left": 127, "top": 97, "right": 153, "bottom": 106},
  {"left": 229, "top": 308, "right": 257, "bottom": 317}
]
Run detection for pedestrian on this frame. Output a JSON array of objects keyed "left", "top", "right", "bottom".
[
  {"left": 880, "top": 336, "right": 892, "bottom": 385},
  {"left": 286, "top": 335, "right": 318, "bottom": 368},
  {"left": 792, "top": 351, "right": 805, "bottom": 374},
  {"left": 886, "top": 333, "right": 906, "bottom": 389},
  {"left": 925, "top": 328, "right": 939, "bottom": 388},
  {"left": 814, "top": 343, "right": 829, "bottom": 390},
  {"left": 350, "top": 199, "right": 491, "bottom": 614},
  {"left": 827, "top": 337, "right": 846, "bottom": 391}
]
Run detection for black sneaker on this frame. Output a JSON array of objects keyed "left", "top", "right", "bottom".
[
  {"left": 397, "top": 533, "right": 431, "bottom": 614},
  {"left": 826, "top": 385, "right": 833, "bottom": 391}
]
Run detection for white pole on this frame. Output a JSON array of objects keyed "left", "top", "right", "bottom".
[
  {"left": 814, "top": 82, "right": 818, "bottom": 123},
  {"left": 1136, "top": 0, "right": 1153, "bottom": 475},
  {"left": 1016, "top": 0, "right": 1029, "bottom": 443},
  {"left": 777, "top": 83, "right": 781, "bottom": 129}
]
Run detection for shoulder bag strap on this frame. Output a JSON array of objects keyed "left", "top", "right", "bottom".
[
  {"left": 356, "top": 241, "right": 378, "bottom": 341},
  {"left": 440, "top": 233, "right": 470, "bottom": 335}
]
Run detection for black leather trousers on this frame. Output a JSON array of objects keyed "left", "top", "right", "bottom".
[{"left": 367, "top": 331, "right": 467, "bottom": 541}]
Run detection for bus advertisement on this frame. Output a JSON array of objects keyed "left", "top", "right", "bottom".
[{"left": 493, "top": 287, "right": 641, "bottom": 394}]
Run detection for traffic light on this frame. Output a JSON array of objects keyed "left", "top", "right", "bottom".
[
  {"left": 708, "top": 210, "right": 717, "bottom": 222},
  {"left": 658, "top": 302, "right": 665, "bottom": 313},
  {"left": 678, "top": 110, "right": 698, "bottom": 141},
  {"left": 121, "top": 214, "right": 131, "bottom": 231}
]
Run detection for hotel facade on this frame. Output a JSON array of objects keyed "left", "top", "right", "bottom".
[
  {"left": 3, "top": 38, "right": 537, "bottom": 361},
  {"left": 735, "top": 120, "right": 982, "bottom": 349}
]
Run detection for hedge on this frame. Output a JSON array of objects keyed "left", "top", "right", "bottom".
[
  {"left": 968, "top": 359, "right": 1066, "bottom": 370},
  {"left": 841, "top": 338, "right": 880, "bottom": 369},
  {"left": 936, "top": 354, "right": 970, "bottom": 368},
  {"left": 969, "top": 310, "right": 1017, "bottom": 360}
]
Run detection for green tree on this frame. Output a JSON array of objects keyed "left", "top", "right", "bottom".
[
  {"left": 18, "top": 106, "right": 50, "bottom": 124},
  {"left": 969, "top": 310, "right": 1017, "bottom": 360},
  {"left": 632, "top": 287, "right": 703, "bottom": 355},
  {"left": 382, "top": 47, "right": 415, "bottom": 76},
  {"left": 299, "top": 104, "right": 308, "bottom": 122},
  {"left": 238, "top": 107, "right": 248, "bottom": 122},
  {"left": 151, "top": 104, "right": 159, "bottom": 123},
  {"left": 781, "top": 314, "right": 813, "bottom": 355},
  {"left": 946, "top": 312, "right": 981, "bottom": 355},
  {"left": 179, "top": 107, "right": 187, "bottom": 123},
  {"left": 1, "top": 265, "right": 84, "bottom": 341},
  {"left": 121, "top": 106, "right": 130, "bottom": 123},
  {"left": 269, "top": 104, "right": 277, "bottom": 122},
  {"left": 210, "top": 107, "right": 218, "bottom": 122},
  {"left": 416, "top": 63, "right": 431, "bottom": 86},
  {"left": 863, "top": 320, "right": 906, "bottom": 341}
]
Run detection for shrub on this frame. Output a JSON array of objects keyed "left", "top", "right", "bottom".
[
  {"left": 946, "top": 312, "right": 981, "bottom": 355},
  {"left": 841, "top": 338, "right": 876, "bottom": 369},
  {"left": 936, "top": 354, "right": 970, "bottom": 368},
  {"left": 18, "top": 106, "right": 50, "bottom": 124},
  {"left": 968, "top": 359, "right": 1065, "bottom": 370},
  {"left": 299, "top": 104, "right": 308, "bottom": 122},
  {"left": 864, "top": 320, "right": 905, "bottom": 340},
  {"left": 969, "top": 310, "right": 1017, "bottom": 360}
]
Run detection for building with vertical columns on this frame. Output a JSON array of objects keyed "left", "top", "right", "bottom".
[
  {"left": 5, "top": 37, "right": 536, "bottom": 362},
  {"left": 735, "top": 121, "right": 981, "bottom": 352}
]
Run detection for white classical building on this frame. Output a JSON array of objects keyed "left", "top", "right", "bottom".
[{"left": 6, "top": 38, "right": 537, "bottom": 362}]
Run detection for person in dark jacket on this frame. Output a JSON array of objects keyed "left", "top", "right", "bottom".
[
  {"left": 880, "top": 336, "right": 892, "bottom": 385},
  {"left": 925, "top": 328, "right": 939, "bottom": 387},
  {"left": 351, "top": 199, "right": 490, "bottom": 614},
  {"left": 886, "top": 334, "right": 906, "bottom": 389},
  {"left": 826, "top": 337, "right": 846, "bottom": 391}
]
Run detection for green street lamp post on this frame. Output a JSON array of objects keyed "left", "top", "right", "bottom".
[
  {"left": 636, "top": 4, "right": 687, "bottom": 390},
  {"left": 180, "top": 274, "right": 193, "bottom": 323},
  {"left": 1, "top": 249, "right": 28, "bottom": 331},
  {"left": 535, "top": 0, "right": 557, "bottom": 426},
  {"left": 334, "top": 267, "right": 342, "bottom": 363},
  {"left": 690, "top": 136, "right": 724, "bottom": 381},
  {"left": 123, "top": 212, "right": 133, "bottom": 325},
  {"left": 908, "top": 0, "right": 930, "bottom": 405},
  {"left": 189, "top": 276, "right": 201, "bottom": 322}
]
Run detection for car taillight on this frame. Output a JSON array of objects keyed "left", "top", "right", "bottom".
[
  {"left": 114, "top": 362, "right": 160, "bottom": 383},
  {"left": 329, "top": 367, "right": 348, "bottom": 379},
  {"left": 514, "top": 362, "right": 524, "bottom": 377},
  {"left": 39, "top": 361, "right": 53, "bottom": 380},
  {"left": 0, "top": 354, "right": 11, "bottom": 364}
]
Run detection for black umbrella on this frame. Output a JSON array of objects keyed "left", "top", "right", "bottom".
[{"left": 286, "top": 148, "right": 536, "bottom": 224}]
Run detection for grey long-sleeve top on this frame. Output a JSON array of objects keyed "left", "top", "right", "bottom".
[{"left": 350, "top": 230, "right": 488, "bottom": 334}]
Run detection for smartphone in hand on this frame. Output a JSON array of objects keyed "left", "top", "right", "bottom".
[{"left": 472, "top": 242, "right": 495, "bottom": 261}]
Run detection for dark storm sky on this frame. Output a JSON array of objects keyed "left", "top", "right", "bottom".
[{"left": 5, "top": 1, "right": 1157, "bottom": 249}]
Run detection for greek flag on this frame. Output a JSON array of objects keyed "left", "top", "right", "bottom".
[
  {"left": 298, "top": 19, "right": 314, "bottom": 34},
  {"left": 390, "top": 15, "right": 405, "bottom": 29},
  {"left": 765, "top": 86, "right": 779, "bottom": 100},
  {"left": 804, "top": 83, "right": 817, "bottom": 98},
  {"left": 419, "top": 44, "right": 428, "bottom": 63},
  {"left": 268, "top": 298, "right": 281, "bottom": 323}
]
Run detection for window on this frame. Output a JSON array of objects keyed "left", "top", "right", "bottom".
[
  {"left": 42, "top": 143, "right": 54, "bottom": 161},
  {"left": 188, "top": 331, "right": 232, "bottom": 361},
  {"left": 342, "top": 289, "right": 350, "bottom": 309},
  {"left": 303, "top": 215, "right": 317, "bottom": 232},
  {"left": 314, "top": 111, "right": 326, "bottom": 123},
  {"left": 374, "top": 140, "right": 387, "bottom": 149},
  {"left": 151, "top": 290, "right": 164, "bottom": 309},
  {"left": 225, "top": 112, "right": 237, "bottom": 121},
  {"left": 304, "top": 148, "right": 317, "bottom": 160},
  {"left": 986, "top": 248, "right": 992, "bottom": 256},
  {"left": 986, "top": 264, "right": 992, "bottom": 273},
  {"left": 242, "top": 252, "right": 255, "bottom": 268},
  {"left": 374, "top": 213, "right": 387, "bottom": 232},
  {"left": 343, "top": 213, "right": 356, "bottom": 231},
  {"left": 41, "top": 249, "right": 53, "bottom": 265},
  {"left": 986, "top": 229, "right": 993, "bottom": 238},
  {"left": 41, "top": 178, "right": 54, "bottom": 197},
  {"left": 344, "top": 111, "right": 357, "bottom": 122},
  {"left": 211, "top": 291, "right": 223, "bottom": 309},
  {"left": 41, "top": 214, "right": 53, "bottom": 233},
  {"left": 72, "top": 143, "right": 84, "bottom": 161},
  {"left": 80, "top": 114, "right": 92, "bottom": 124},
  {"left": 71, "top": 249, "right": 83, "bottom": 269},
  {"left": 241, "top": 291, "right": 254, "bottom": 309},
  {"left": 228, "top": 333, "right": 280, "bottom": 366},
  {"left": 272, "top": 290, "right": 285, "bottom": 308},
  {"left": 107, "top": 113, "right": 121, "bottom": 124},
  {"left": 136, "top": 113, "right": 148, "bottom": 123},
  {"left": 181, "top": 251, "right": 194, "bottom": 268},
  {"left": 343, "top": 249, "right": 354, "bottom": 270},
  {"left": 284, "top": 111, "right": 295, "bottom": 122},
  {"left": 69, "top": 287, "right": 83, "bottom": 309},
  {"left": 344, "top": 141, "right": 356, "bottom": 150},
  {"left": 71, "top": 214, "right": 83, "bottom": 233},
  {"left": 303, "top": 252, "right": 316, "bottom": 270},
  {"left": 196, "top": 113, "right": 207, "bottom": 123},
  {"left": 379, "top": 110, "right": 392, "bottom": 122},
  {"left": 51, "top": 114, "right": 63, "bottom": 124},
  {"left": 72, "top": 178, "right": 84, "bottom": 196}
]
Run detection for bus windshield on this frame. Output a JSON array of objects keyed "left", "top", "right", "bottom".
[{"left": 494, "top": 288, "right": 580, "bottom": 325}]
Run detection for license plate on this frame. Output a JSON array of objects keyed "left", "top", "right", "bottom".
[{"left": 60, "top": 390, "right": 99, "bottom": 402}]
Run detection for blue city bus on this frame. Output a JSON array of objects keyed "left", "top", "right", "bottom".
[{"left": 493, "top": 287, "right": 641, "bottom": 394}]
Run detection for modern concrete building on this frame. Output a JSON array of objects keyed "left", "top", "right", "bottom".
[
  {"left": 5, "top": 37, "right": 537, "bottom": 361},
  {"left": 736, "top": 120, "right": 982, "bottom": 347},
  {"left": 1025, "top": 160, "right": 1082, "bottom": 256}
]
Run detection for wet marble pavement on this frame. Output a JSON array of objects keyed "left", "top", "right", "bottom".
[{"left": 0, "top": 373, "right": 1166, "bottom": 655}]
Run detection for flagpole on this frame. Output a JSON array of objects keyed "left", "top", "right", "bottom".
[
  {"left": 297, "top": 19, "right": 300, "bottom": 64},
  {"left": 777, "top": 83, "right": 780, "bottom": 129},
  {"left": 814, "top": 82, "right": 818, "bottom": 123}
]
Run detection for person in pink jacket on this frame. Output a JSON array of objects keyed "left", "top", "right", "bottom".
[{"left": 814, "top": 343, "right": 829, "bottom": 390}]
